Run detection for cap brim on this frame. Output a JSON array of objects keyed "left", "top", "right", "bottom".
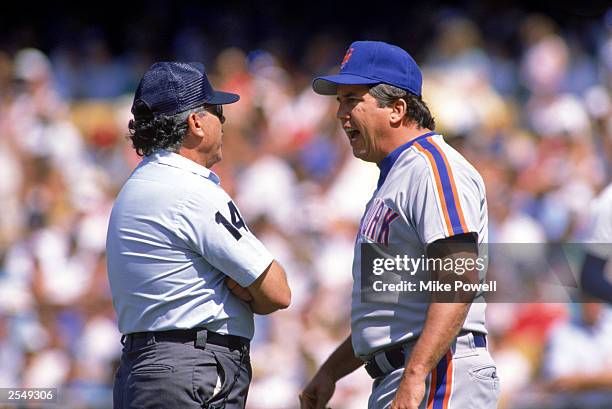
[
  {"left": 206, "top": 90, "right": 240, "bottom": 105},
  {"left": 312, "top": 74, "right": 380, "bottom": 95}
]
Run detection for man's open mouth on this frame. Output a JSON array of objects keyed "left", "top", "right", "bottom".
[{"left": 346, "top": 129, "right": 361, "bottom": 142}]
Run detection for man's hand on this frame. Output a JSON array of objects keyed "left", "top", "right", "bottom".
[
  {"left": 225, "top": 277, "right": 253, "bottom": 302},
  {"left": 390, "top": 374, "right": 426, "bottom": 409},
  {"left": 299, "top": 336, "right": 362, "bottom": 409},
  {"left": 299, "top": 370, "right": 336, "bottom": 409}
]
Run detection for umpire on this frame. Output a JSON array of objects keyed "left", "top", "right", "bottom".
[{"left": 106, "top": 62, "right": 291, "bottom": 408}]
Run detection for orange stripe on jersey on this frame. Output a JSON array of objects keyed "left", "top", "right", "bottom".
[
  {"left": 428, "top": 139, "right": 469, "bottom": 234},
  {"left": 414, "top": 143, "right": 452, "bottom": 236},
  {"left": 426, "top": 363, "right": 438, "bottom": 409},
  {"left": 442, "top": 351, "right": 454, "bottom": 409},
  {"left": 427, "top": 351, "right": 454, "bottom": 409}
]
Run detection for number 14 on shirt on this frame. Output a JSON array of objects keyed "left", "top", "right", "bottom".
[{"left": 215, "top": 200, "right": 249, "bottom": 240}]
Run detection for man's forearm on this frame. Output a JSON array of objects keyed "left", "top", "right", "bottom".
[
  {"left": 389, "top": 241, "right": 479, "bottom": 406},
  {"left": 249, "top": 297, "right": 288, "bottom": 314},
  {"left": 319, "top": 335, "right": 364, "bottom": 381},
  {"left": 249, "top": 299, "right": 278, "bottom": 314},
  {"left": 403, "top": 302, "right": 470, "bottom": 379},
  {"left": 225, "top": 276, "right": 288, "bottom": 315},
  {"left": 404, "top": 240, "right": 478, "bottom": 378},
  {"left": 300, "top": 335, "right": 363, "bottom": 409}
]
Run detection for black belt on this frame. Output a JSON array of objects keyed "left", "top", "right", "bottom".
[
  {"left": 122, "top": 328, "right": 250, "bottom": 352},
  {"left": 364, "top": 331, "right": 486, "bottom": 379}
]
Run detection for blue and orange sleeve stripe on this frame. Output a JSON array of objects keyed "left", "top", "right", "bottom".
[
  {"left": 414, "top": 137, "right": 468, "bottom": 236},
  {"left": 427, "top": 351, "right": 454, "bottom": 409}
]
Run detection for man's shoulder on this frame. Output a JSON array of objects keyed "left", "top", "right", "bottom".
[
  {"left": 430, "top": 136, "right": 481, "bottom": 174},
  {"left": 431, "top": 137, "right": 486, "bottom": 194},
  {"left": 395, "top": 136, "right": 483, "bottom": 187},
  {"left": 118, "top": 161, "right": 232, "bottom": 210}
]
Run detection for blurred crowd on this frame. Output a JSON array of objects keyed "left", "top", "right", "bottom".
[{"left": 1, "top": 8, "right": 612, "bottom": 409}]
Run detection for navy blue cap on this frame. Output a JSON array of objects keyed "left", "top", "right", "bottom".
[
  {"left": 132, "top": 62, "right": 239, "bottom": 118},
  {"left": 312, "top": 41, "right": 422, "bottom": 96}
]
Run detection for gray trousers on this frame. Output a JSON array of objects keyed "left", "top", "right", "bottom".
[
  {"left": 113, "top": 333, "right": 251, "bottom": 409},
  {"left": 368, "top": 332, "right": 500, "bottom": 409}
]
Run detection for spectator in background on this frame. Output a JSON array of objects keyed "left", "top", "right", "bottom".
[{"left": 541, "top": 296, "right": 612, "bottom": 407}]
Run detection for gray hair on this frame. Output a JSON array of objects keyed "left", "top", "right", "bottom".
[
  {"left": 368, "top": 84, "right": 436, "bottom": 130},
  {"left": 369, "top": 83, "right": 409, "bottom": 108},
  {"left": 128, "top": 104, "right": 207, "bottom": 156},
  {"left": 164, "top": 107, "right": 206, "bottom": 153}
]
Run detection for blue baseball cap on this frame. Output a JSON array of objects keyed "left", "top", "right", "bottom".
[
  {"left": 312, "top": 41, "right": 422, "bottom": 97},
  {"left": 132, "top": 62, "right": 239, "bottom": 118}
]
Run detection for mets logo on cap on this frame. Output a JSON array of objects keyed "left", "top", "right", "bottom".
[{"left": 340, "top": 47, "right": 354, "bottom": 69}]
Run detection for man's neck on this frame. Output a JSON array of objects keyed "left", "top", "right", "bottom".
[
  {"left": 178, "top": 148, "right": 212, "bottom": 169},
  {"left": 377, "top": 126, "right": 433, "bottom": 163}
]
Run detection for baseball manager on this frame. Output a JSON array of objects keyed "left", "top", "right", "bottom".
[
  {"left": 107, "top": 62, "right": 291, "bottom": 408},
  {"left": 301, "top": 41, "right": 499, "bottom": 409}
]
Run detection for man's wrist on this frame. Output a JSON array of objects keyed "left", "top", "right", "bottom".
[{"left": 403, "top": 363, "right": 430, "bottom": 381}]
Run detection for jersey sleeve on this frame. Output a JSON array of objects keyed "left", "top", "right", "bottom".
[
  {"left": 174, "top": 189, "right": 274, "bottom": 288},
  {"left": 409, "top": 156, "right": 484, "bottom": 246}
]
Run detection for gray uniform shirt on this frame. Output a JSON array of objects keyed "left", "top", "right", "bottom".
[
  {"left": 351, "top": 133, "right": 488, "bottom": 358},
  {"left": 106, "top": 151, "right": 273, "bottom": 339}
]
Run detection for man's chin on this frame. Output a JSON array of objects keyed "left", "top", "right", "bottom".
[{"left": 352, "top": 149, "right": 371, "bottom": 162}]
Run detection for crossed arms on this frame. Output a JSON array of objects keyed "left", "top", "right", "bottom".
[{"left": 226, "top": 260, "right": 291, "bottom": 314}]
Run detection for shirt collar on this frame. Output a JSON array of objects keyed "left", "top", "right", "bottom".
[
  {"left": 144, "top": 150, "right": 221, "bottom": 185},
  {"left": 376, "top": 131, "right": 437, "bottom": 189}
]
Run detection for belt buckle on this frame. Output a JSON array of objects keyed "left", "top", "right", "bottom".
[{"left": 195, "top": 328, "right": 208, "bottom": 349}]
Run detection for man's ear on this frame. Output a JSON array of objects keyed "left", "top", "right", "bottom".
[
  {"left": 389, "top": 98, "right": 407, "bottom": 126},
  {"left": 182, "top": 113, "right": 204, "bottom": 149},
  {"left": 188, "top": 112, "right": 205, "bottom": 137}
]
